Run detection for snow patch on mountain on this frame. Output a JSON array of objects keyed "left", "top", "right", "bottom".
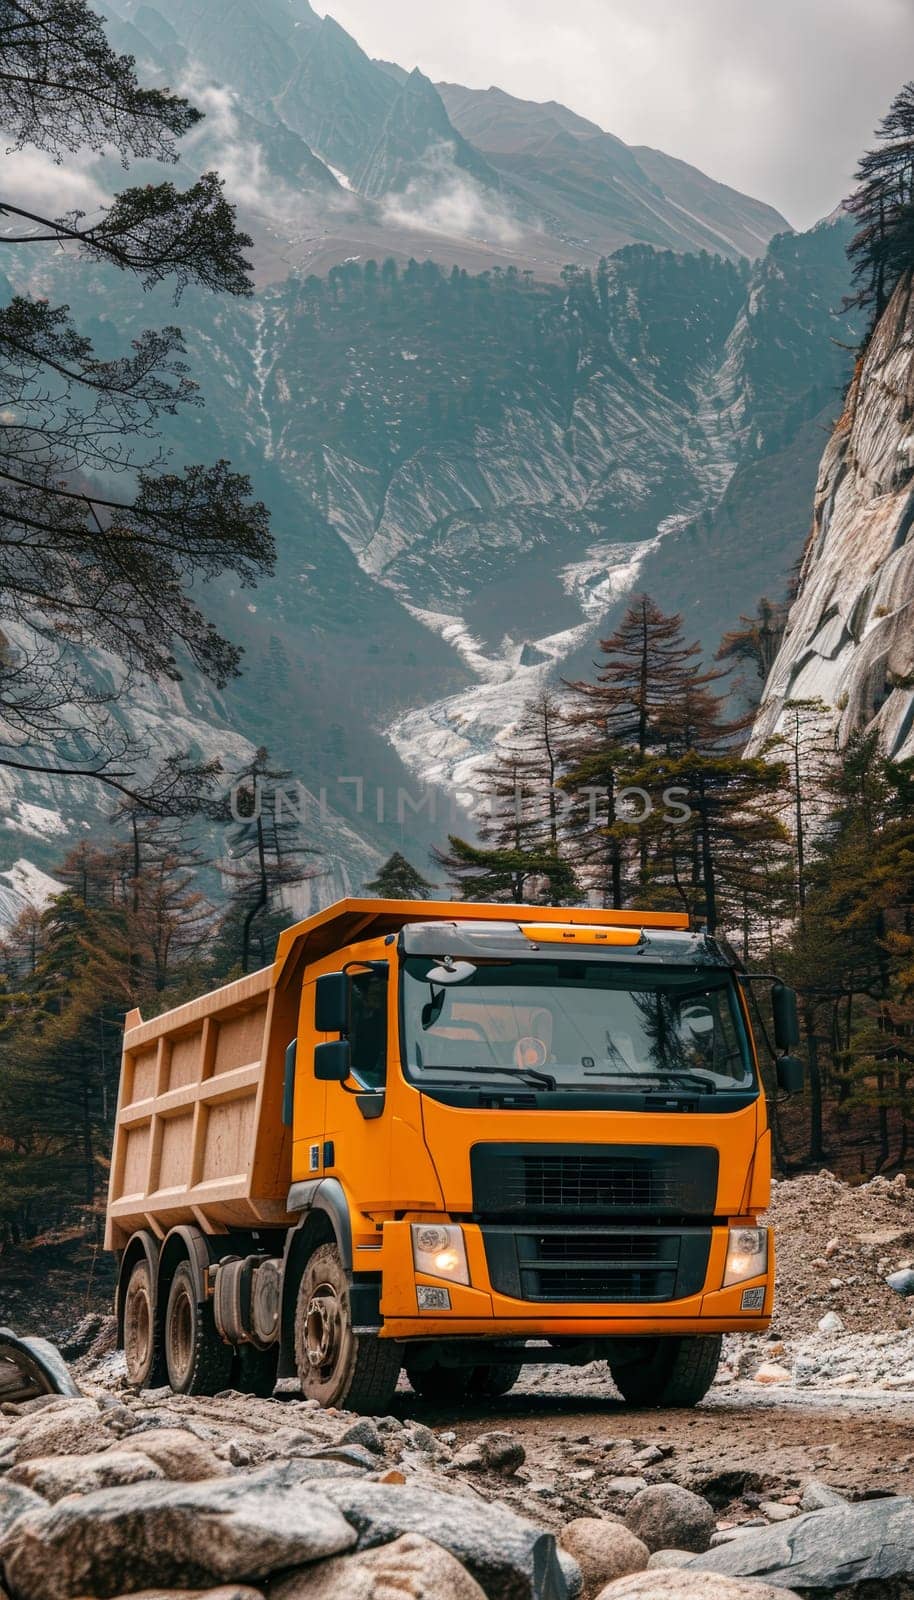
[{"left": 0, "top": 859, "right": 64, "bottom": 929}]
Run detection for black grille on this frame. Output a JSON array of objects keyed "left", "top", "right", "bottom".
[
  {"left": 470, "top": 1142, "right": 719, "bottom": 1219},
  {"left": 482, "top": 1225, "right": 711, "bottom": 1303}
]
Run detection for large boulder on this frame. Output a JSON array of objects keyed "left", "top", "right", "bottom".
[
  {"left": 267, "top": 1532, "right": 486, "bottom": 1598},
  {"left": 319, "top": 1477, "right": 572, "bottom": 1599},
  {"left": 0, "top": 1462, "right": 357, "bottom": 1600},
  {"left": 9, "top": 1449, "right": 165, "bottom": 1503},
  {"left": 593, "top": 1574, "right": 800, "bottom": 1598},
  {"left": 687, "top": 1496, "right": 914, "bottom": 1596},
  {"left": 1, "top": 1398, "right": 123, "bottom": 1461},
  {"left": 623, "top": 1486, "right": 716, "bottom": 1555},
  {"left": 116, "top": 1428, "right": 225, "bottom": 1483},
  {"left": 0, "top": 1482, "right": 45, "bottom": 1542},
  {"left": 108, "top": 1590, "right": 265, "bottom": 1599},
  {"left": 559, "top": 1519, "right": 649, "bottom": 1597}
]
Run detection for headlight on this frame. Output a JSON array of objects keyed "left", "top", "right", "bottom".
[
  {"left": 411, "top": 1224, "right": 469, "bottom": 1285},
  {"left": 724, "top": 1226, "right": 768, "bottom": 1287}
]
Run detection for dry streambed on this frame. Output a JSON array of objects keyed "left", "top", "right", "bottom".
[
  {"left": 1, "top": 1371, "right": 914, "bottom": 1600},
  {"left": 3, "top": 1170, "right": 914, "bottom": 1599}
]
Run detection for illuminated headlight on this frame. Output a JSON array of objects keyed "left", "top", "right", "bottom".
[
  {"left": 411, "top": 1224, "right": 469, "bottom": 1285},
  {"left": 724, "top": 1227, "right": 769, "bottom": 1287}
]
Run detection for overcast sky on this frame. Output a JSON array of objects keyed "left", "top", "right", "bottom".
[{"left": 325, "top": 0, "right": 914, "bottom": 229}]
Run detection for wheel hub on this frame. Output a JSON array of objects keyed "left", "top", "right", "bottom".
[{"left": 305, "top": 1285, "right": 341, "bottom": 1371}]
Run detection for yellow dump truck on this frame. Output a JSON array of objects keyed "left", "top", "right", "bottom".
[{"left": 105, "top": 898, "right": 803, "bottom": 1412}]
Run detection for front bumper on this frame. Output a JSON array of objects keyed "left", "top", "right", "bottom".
[{"left": 371, "top": 1220, "right": 773, "bottom": 1340}]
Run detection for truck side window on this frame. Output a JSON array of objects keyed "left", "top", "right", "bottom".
[{"left": 349, "top": 968, "right": 388, "bottom": 1090}]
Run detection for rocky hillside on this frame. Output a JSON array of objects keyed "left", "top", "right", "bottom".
[
  {"left": 1, "top": 217, "right": 857, "bottom": 911},
  {"left": 98, "top": 0, "right": 790, "bottom": 281},
  {"left": 750, "top": 270, "right": 914, "bottom": 763}
]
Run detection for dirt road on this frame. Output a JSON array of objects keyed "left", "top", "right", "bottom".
[{"left": 392, "top": 1373, "right": 914, "bottom": 1528}]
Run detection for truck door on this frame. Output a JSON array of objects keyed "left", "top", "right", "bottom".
[{"left": 322, "top": 963, "right": 391, "bottom": 1210}]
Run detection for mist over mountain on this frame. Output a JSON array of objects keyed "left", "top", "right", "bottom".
[{"left": 0, "top": 2, "right": 856, "bottom": 920}]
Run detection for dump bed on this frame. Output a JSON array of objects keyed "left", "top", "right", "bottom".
[{"left": 105, "top": 966, "right": 295, "bottom": 1250}]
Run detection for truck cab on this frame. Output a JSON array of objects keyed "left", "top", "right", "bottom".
[{"left": 107, "top": 900, "right": 801, "bottom": 1413}]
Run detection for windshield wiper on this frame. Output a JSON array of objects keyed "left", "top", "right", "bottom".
[
  {"left": 572, "top": 1070, "right": 719, "bottom": 1094},
  {"left": 646, "top": 1071, "right": 718, "bottom": 1093},
  {"left": 415, "top": 1063, "right": 558, "bottom": 1090}
]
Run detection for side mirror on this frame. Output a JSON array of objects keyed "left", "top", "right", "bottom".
[
  {"left": 772, "top": 982, "right": 800, "bottom": 1050},
  {"left": 315, "top": 972, "right": 349, "bottom": 1034},
  {"left": 282, "top": 1038, "right": 297, "bottom": 1126},
  {"left": 315, "top": 1039, "right": 351, "bottom": 1082},
  {"left": 776, "top": 1053, "right": 805, "bottom": 1096}
]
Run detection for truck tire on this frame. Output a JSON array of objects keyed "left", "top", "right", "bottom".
[
  {"left": 164, "top": 1261, "right": 234, "bottom": 1396},
  {"left": 609, "top": 1334, "right": 722, "bottom": 1408},
  {"left": 469, "top": 1360, "right": 523, "bottom": 1399},
  {"left": 294, "top": 1243, "right": 401, "bottom": 1413},
  {"left": 405, "top": 1358, "right": 471, "bottom": 1403},
  {"left": 123, "top": 1258, "right": 159, "bottom": 1389}
]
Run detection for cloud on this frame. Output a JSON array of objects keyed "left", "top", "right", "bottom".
[
  {"left": 380, "top": 141, "right": 522, "bottom": 244},
  {"left": 324, "top": 0, "right": 914, "bottom": 229},
  {"left": 0, "top": 148, "right": 107, "bottom": 224},
  {"left": 177, "top": 73, "right": 301, "bottom": 218}
]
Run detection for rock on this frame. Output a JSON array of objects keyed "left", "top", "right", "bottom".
[
  {"left": 647, "top": 1551, "right": 699, "bottom": 1569},
  {"left": 9, "top": 1449, "right": 165, "bottom": 1502},
  {"left": 2, "top": 1397, "right": 118, "bottom": 1460},
  {"left": 557, "top": 1551, "right": 584, "bottom": 1600},
  {"left": 0, "top": 1462, "right": 358, "bottom": 1600},
  {"left": 687, "top": 1495, "right": 914, "bottom": 1596},
  {"left": 318, "top": 1477, "right": 570, "bottom": 1599},
  {"left": 758, "top": 1504, "right": 798, "bottom": 1523},
  {"left": 302, "top": 1444, "right": 378, "bottom": 1472},
  {"left": 110, "top": 1590, "right": 265, "bottom": 1600},
  {"left": 117, "top": 1428, "right": 225, "bottom": 1482},
  {"left": 886, "top": 1268, "right": 914, "bottom": 1296},
  {"left": 623, "top": 1485, "right": 716, "bottom": 1555},
  {"left": 816, "top": 1311, "right": 845, "bottom": 1334},
  {"left": 339, "top": 1419, "right": 385, "bottom": 1457},
  {"left": 604, "top": 1479, "right": 648, "bottom": 1498},
  {"left": 0, "top": 1481, "right": 45, "bottom": 1540},
  {"left": 628, "top": 1446, "right": 664, "bottom": 1468},
  {"left": 593, "top": 1574, "right": 800, "bottom": 1597},
  {"left": 560, "top": 1518, "right": 649, "bottom": 1596},
  {"left": 403, "top": 1423, "right": 438, "bottom": 1455},
  {"left": 752, "top": 1363, "right": 792, "bottom": 1385},
  {"left": 450, "top": 1432, "right": 525, "bottom": 1474},
  {"left": 799, "top": 1480, "right": 848, "bottom": 1513},
  {"left": 267, "top": 1531, "right": 486, "bottom": 1599}
]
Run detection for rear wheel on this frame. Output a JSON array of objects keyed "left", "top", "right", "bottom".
[
  {"left": 468, "top": 1360, "right": 523, "bottom": 1400},
  {"left": 294, "top": 1243, "right": 401, "bottom": 1413},
  {"left": 609, "top": 1334, "right": 722, "bottom": 1408},
  {"left": 164, "top": 1261, "right": 234, "bottom": 1396},
  {"left": 123, "top": 1259, "right": 159, "bottom": 1390}
]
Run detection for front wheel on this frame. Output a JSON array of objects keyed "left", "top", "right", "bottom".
[
  {"left": 294, "top": 1243, "right": 401, "bottom": 1412},
  {"left": 469, "top": 1361, "right": 523, "bottom": 1399},
  {"left": 609, "top": 1334, "right": 722, "bottom": 1408}
]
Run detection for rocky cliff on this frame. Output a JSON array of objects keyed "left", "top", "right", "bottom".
[{"left": 750, "top": 271, "right": 914, "bottom": 762}]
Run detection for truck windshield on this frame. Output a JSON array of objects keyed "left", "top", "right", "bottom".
[{"left": 401, "top": 957, "right": 753, "bottom": 1093}]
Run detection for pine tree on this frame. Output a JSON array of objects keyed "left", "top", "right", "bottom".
[
  {"left": 848, "top": 81, "right": 914, "bottom": 323},
  {"left": 216, "top": 749, "right": 323, "bottom": 975},
  {"left": 434, "top": 690, "right": 579, "bottom": 906},
  {"left": 366, "top": 853, "right": 434, "bottom": 899},
  {"left": 0, "top": 2, "right": 273, "bottom": 797}
]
